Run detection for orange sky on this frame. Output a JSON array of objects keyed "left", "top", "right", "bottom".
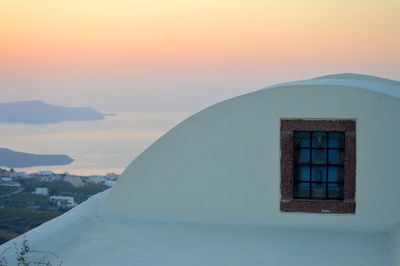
[
  {"left": 0, "top": 0, "right": 399, "bottom": 111},
  {"left": 1, "top": 0, "right": 399, "bottom": 69}
]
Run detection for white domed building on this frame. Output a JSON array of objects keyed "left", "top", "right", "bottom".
[{"left": 1, "top": 73, "right": 400, "bottom": 265}]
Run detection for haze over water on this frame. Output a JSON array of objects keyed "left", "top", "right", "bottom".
[{"left": 0, "top": 112, "right": 189, "bottom": 175}]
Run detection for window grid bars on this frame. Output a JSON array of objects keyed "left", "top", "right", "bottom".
[{"left": 293, "top": 131, "right": 344, "bottom": 200}]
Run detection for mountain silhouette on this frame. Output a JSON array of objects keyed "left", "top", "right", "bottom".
[
  {"left": 0, "top": 100, "right": 105, "bottom": 124},
  {"left": 0, "top": 148, "right": 73, "bottom": 168}
]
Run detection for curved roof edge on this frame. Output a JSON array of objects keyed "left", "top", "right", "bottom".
[{"left": 262, "top": 73, "right": 400, "bottom": 99}]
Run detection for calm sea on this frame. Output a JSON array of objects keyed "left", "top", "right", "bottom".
[{"left": 0, "top": 112, "right": 190, "bottom": 175}]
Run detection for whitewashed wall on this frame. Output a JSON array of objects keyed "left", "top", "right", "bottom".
[
  {"left": 103, "top": 83, "right": 400, "bottom": 231},
  {"left": 390, "top": 224, "right": 400, "bottom": 265}
]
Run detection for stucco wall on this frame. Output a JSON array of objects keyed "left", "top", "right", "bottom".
[
  {"left": 390, "top": 224, "right": 400, "bottom": 265},
  {"left": 102, "top": 85, "right": 400, "bottom": 230}
]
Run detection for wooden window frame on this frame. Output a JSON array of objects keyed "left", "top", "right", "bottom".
[{"left": 280, "top": 119, "right": 356, "bottom": 214}]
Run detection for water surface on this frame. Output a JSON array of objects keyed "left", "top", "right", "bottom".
[{"left": 0, "top": 112, "right": 189, "bottom": 175}]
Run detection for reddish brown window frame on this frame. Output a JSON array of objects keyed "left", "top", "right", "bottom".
[{"left": 280, "top": 119, "right": 356, "bottom": 214}]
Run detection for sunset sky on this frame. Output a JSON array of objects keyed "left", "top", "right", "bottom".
[{"left": 1, "top": 0, "right": 399, "bottom": 112}]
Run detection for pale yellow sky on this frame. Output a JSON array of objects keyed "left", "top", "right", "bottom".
[{"left": 0, "top": 0, "right": 399, "bottom": 111}]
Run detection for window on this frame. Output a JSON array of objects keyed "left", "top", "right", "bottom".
[
  {"left": 294, "top": 131, "right": 344, "bottom": 200},
  {"left": 280, "top": 119, "right": 356, "bottom": 214}
]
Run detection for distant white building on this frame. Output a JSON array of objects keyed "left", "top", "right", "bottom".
[
  {"left": 0, "top": 177, "right": 12, "bottom": 182},
  {"left": 35, "top": 171, "right": 61, "bottom": 182},
  {"left": 38, "top": 170, "right": 53, "bottom": 176},
  {"left": 85, "top": 175, "right": 105, "bottom": 184},
  {"left": 32, "top": 187, "right": 49, "bottom": 196},
  {"left": 104, "top": 180, "right": 116, "bottom": 187},
  {"left": 50, "top": 196, "right": 76, "bottom": 208},
  {"left": 0, "top": 177, "right": 20, "bottom": 187}
]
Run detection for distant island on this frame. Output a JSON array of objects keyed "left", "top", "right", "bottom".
[
  {"left": 0, "top": 100, "right": 108, "bottom": 124},
  {"left": 0, "top": 148, "right": 73, "bottom": 168}
]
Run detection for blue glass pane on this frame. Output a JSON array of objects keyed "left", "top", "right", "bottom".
[
  {"left": 295, "top": 166, "right": 310, "bottom": 181},
  {"left": 294, "top": 182, "right": 310, "bottom": 198},
  {"left": 312, "top": 132, "right": 327, "bottom": 148},
  {"left": 311, "top": 166, "right": 327, "bottom": 182},
  {"left": 294, "top": 132, "right": 311, "bottom": 147},
  {"left": 327, "top": 183, "right": 343, "bottom": 199},
  {"left": 328, "top": 150, "right": 344, "bottom": 164},
  {"left": 312, "top": 149, "right": 327, "bottom": 164},
  {"left": 328, "top": 132, "right": 345, "bottom": 148},
  {"left": 328, "top": 167, "right": 344, "bottom": 182},
  {"left": 295, "top": 149, "right": 310, "bottom": 164},
  {"left": 311, "top": 183, "right": 326, "bottom": 199}
]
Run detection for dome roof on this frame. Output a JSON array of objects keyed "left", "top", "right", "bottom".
[
  {"left": 263, "top": 73, "right": 400, "bottom": 99},
  {"left": 102, "top": 73, "right": 400, "bottom": 231}
]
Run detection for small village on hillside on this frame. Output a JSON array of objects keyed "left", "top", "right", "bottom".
[{"left": 0, "top": 168, "right": 118, "bottom": 244}]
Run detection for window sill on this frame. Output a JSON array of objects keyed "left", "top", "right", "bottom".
[{"left": 280, "top": 199, "right": 356, "bottom": 214}]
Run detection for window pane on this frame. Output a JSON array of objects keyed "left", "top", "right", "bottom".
[
  {"left": 294, "top": 132, "right": 311, "bottom": 147},
  {"left": 327, "top": 183, "right": 343, "bottom": 199},
  {"left": 311, "top": 166, "right": 327, "bottom": 182},
  {"left": 328, "top": 132, "right": 345, "bottom": 148},
  {"left": 295, "top": 149, "right": 310, "bottom": 164},
  {"left": 328, "top": 150, "right": 344, "bottom": 164},
  {"left": 295, "top": 166, "right": 310, "bottom": 181},
  {"left": 312, "top": 132, "right": 327, "bottom": 148},
  {"left": 312, "top": 149, "right": 327, "bottom": 164},
  {"left": 311, "top": 183, "right": 326, "bottom": 199},
  {"left": 328, "top": 167, "right": 344, "bottom": 182},
  {"left": 294, "top": 182, "right": 310, "bottom": 199}
]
